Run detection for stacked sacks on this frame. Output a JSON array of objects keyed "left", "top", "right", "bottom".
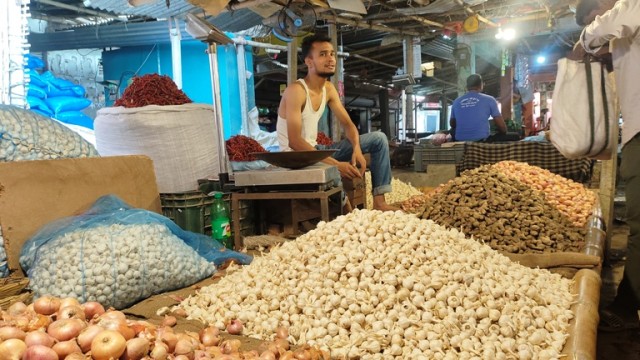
[
  {"left": 24, "top": 54, "right": 93, "bottom": 129},
  {"left": 25, "top": 54, "right": 50, "bottom": 117}
]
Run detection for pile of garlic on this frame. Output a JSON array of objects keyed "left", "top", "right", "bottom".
[
  {"left": 24, "top": 223, "right": 215, "bottom": 309},
  {"left": 178, "top": 210, "right": 574, "bottom": 359},
  {"left": 365, "top": 172, "right": 423, "bottom": 209},
  {"left": 0, "top": 105, "right": 98, "bottom": 161}
]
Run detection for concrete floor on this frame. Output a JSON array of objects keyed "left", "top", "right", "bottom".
[{"left": 391, "top": 166, "right": 640, "bottom": 359}]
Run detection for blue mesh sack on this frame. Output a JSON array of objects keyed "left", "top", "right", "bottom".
[
  {"left": 0, "top": 105, "right": 98, "bottom": 161},
  {"left": 20, "top": 195, "right": 252, "bottom": 309}
]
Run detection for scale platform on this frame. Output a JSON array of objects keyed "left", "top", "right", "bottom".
[{"left": 233, "top": 163, "right": 340, "bottom": 189}]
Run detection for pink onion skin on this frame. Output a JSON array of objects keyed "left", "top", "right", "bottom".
[
  {"left": 82, "top": 302, "right": 105, "bottom": 321},
  {"left": 226, "top": 319, "right": 243, "bottom": 335},
  {"left": 0, "top": 327, "right": 26, "bottom": 341},
  {"left": 24, "top": 331, "right": 55, "bottom": 348},
  {"left": 52, "top": 340, "right": 82, "bottom": 359},
  {"left": 22, "top": 345, "right": 58, "bottom": 360}
]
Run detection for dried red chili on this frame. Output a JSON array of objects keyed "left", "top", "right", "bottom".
[
  {"left": 225, "top": 135, "right": 267, "bottom": 161},
  {"left": 114, "top": 74, "right": 192, "bottom": 108},
  {"left": 316, "top": 131, "right": 333, "bottom": 146}
]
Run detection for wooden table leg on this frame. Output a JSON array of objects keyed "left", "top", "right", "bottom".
[
  {"left": 320, "top": 195, "right": 329, "bottom": 221},
  {"left": 290, "top": 199, "right": 299, "bottom": 236}
]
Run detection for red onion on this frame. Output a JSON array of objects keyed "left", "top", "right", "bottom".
[
  {"left": 52, "top": 340, "right": 82, "bottom": 359},
  {"left": 121, "top": 337, "right": 150, "bottom": 360},
  {"left": 77, "top": 324, "right": 104, "bottom": 353},
  {"left": 0, "top": 326, "right": 26, "bottom": 341},
  {"left": 82, "top": 302, "right": 105, "bottom": 320},
  {"left": 24, "top": 331, "right": 55, "bottom": 348},
  {"left": 0, "top": 338, "right": 27, "bottom": 360},
  {"left": 33, "top": 297, "right": 60, "bottom": 316},
  {"left": 199, "top": 327, "right": 220, "bottom": 347},
  {"left": 47, "top": 318, "right": 86, "bottom": 341},
  {"left": 22, "top": 345, "right": 58, "bottom": 360},
  {"left": 225, "top": 319, "right": 243, "bottom": 335},
  {"left": 162, "top": 315, "right": 177, "bottom": 327}
]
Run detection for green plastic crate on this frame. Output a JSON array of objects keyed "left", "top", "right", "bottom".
[{"left": 160, "top": 191, "right": 253, "bottom": 237}]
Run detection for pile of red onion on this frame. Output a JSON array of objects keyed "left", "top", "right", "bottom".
[{"left": 0, "top": 296, "right": 328, "bottom": 360}]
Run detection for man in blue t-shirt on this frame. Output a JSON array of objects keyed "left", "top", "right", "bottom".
[{"left": 450, "top": 74, "right": 507, "bottom": 141}]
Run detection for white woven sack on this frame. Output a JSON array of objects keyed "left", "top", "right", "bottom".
[
  {"left": 95, "top": 104, "right": 219, "bottom": 193},
  {"left": 551, "top": 58, "right": 616, "bottom": 159}
]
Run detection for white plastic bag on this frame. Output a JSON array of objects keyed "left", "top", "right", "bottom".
[
  {"left": 551, "top": 58, "right": 616, "bottom": 159},
  {"left": 95, "top": 104, "right": 220, "bottom": 193}
]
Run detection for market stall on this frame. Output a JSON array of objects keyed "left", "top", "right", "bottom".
[{"left": 0, "top": 0, "right": 624, "bottom": 358}]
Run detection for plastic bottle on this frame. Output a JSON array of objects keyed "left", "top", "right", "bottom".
[{"left": 211, "top": 192, "right": 233, "bottom": 249}]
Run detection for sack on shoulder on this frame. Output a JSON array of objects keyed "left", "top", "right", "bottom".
[{"left": 550, "top": 57, "right": 616, "bottom": 159}]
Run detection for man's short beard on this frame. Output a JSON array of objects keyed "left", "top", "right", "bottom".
[{"left": 317, "top": 71, "right": 335, "bottom": 79}]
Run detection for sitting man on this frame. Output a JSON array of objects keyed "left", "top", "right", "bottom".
[
  {"left": 450, "top": 74, "right": 509, "bottom": 142},
  {"left": 276, "top": 33, "right": 397, "bottom": 211}
]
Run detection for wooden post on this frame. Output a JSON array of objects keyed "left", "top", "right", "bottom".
[
  {"left": 328, "top": 23, "right": 344, "bottom": 141},
  {"left": 600, "top": 106, "right": 620, "bottom": 259},
  {"left": 379, "top": 89, "right": 390, "bottom": 138},
  {"left": 287, "top": 37, "right": 298, "bottom": 85},
  {"left": 500, "top": 67, "right": 513, "bottom": 123}
]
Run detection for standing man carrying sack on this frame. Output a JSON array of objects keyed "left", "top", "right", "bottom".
[
  {"left": 276, "top": 33, "right": 398, "bottom": 212},
  {"left": 570, "top": 0, "right": 640, "bottom": 331}
]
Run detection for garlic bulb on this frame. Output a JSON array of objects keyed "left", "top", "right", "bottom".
[
  {"left": 177, "top": 209, "right": 574, "bottom": 359},
  {"left": 365, "top": 172, "right": 423, "bottom": 209}
]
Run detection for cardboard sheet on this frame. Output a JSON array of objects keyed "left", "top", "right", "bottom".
[{"left": 0, "top": 155, "right": 161, "bottom": 274}]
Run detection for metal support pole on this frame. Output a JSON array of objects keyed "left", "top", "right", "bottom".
[
  {"left": 236, "top": 41, "right": 249, "bottom": 135},
  {"left": 170, "top": 18, "right": 182, "bottom": 89},
  {"left": 208, "top": 43, "right": 229, "bottom": 184}
]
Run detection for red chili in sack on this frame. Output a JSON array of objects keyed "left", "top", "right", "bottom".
[
  {"left": 226, "top": 135, "right": 267, "bottom": 161},
  {"left": 114, "top": 74, "right": 192, "bottom": 108}
]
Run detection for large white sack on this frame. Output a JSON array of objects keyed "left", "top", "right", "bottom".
[
  {"left": 551, "top": 58, "right": 616, "bottom": 159},
  {"left": 95, "top": 104, "right": 220, "bottom": 193}
]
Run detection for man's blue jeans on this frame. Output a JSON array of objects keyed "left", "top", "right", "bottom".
[{"left": 317, "top": 132, "right": 392, "bottom": 196}]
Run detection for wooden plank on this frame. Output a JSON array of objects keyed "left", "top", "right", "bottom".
[{"left": 600, "top": 106, "right": 619, "bottom": 259}]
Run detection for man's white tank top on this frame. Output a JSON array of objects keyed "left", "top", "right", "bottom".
[{"left": 277, "top": 79, "right": 327, "bottom": 151}]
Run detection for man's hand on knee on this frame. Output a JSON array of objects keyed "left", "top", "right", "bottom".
[{"left": 337, "top": 161, "right": 361, "bottom": 179}]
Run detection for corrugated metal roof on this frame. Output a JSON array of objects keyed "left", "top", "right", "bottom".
[
  {"left": 86, "top": 0, "right": 196, "bottom": 19},
  {"left": 28, "top": 8, "right": 264, "bottom": 51},
  {"left": 422, "top": 37, "right": 455, "bottom": 61},
  {"left": 86, "top": 0, "right": 265, "bottom": 32}
]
